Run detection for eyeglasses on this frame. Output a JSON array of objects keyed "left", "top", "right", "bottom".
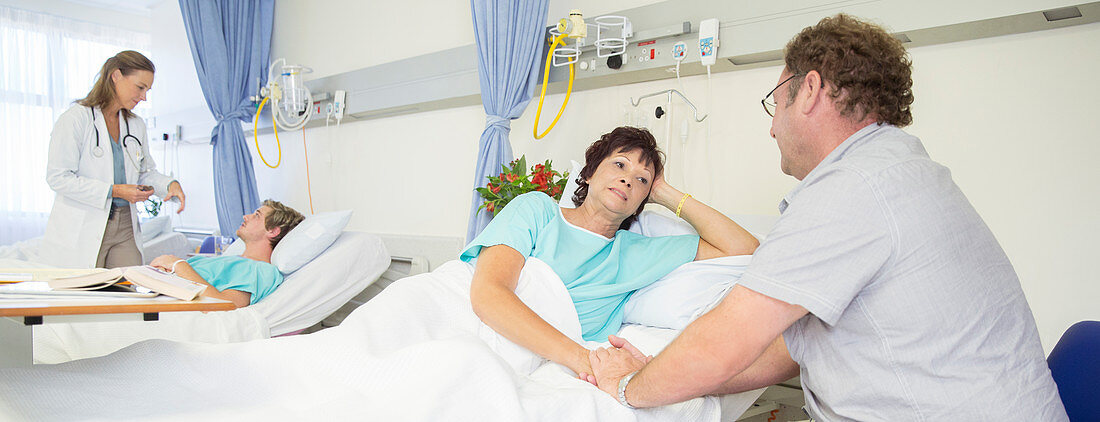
[{"left": 761, "top": 73, "right": 803, "bottom": 117}]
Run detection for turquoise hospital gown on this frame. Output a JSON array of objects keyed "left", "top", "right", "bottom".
[
  {"left": 185, "top": 255, "right": 284, "bottom": 305},
  {"left": 461, "top": 192, "right": 699, "bottom": 342}
]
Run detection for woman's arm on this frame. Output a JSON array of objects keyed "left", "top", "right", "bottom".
[
  {"left": 470, "top": 245, "right": 593, "bottom": 379},
  {"left": 649, "top": 175, "right": 758, "bottom": 260},
  {"left": 149, "top": 255, "right": 250, "bottom": 307}
]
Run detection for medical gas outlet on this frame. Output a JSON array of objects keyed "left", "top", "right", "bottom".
[
  {"left": 636, "top": 44, "right": 662, "bottom": 63},
  {"left": 253, "top": 58, "right": 316, "bottom": 168},
  {"left": 534, "top": 10, "right": 631, "bottom": 139}
]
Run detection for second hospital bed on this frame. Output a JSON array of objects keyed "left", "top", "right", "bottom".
[{"left": 27, "top": 230, "right": 391, "bottom": 364}]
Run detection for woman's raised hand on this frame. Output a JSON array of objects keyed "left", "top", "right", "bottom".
[{"left": 647, "top": 172, "right": 682, "bottom": 210}]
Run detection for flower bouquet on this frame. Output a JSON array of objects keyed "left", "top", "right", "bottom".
[{"left": 477, "top": 155, "right": 570, "bottom": 216}]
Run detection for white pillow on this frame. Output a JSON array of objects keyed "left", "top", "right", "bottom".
[
  {"left": 622, "top": 255, "right": 751, "bottom": 330},
  {"left": 223, "top": 210, "right": 353, "bottom": 273},
  {"left": 628, "top": 210, "right": 697, "bottom": 237},
  {"left": 139, "top": 215, "right": 171, "bottom": 243},
  {"left": 629, "top": 210, "right": 772, "bottom": 242},
  {"left": 270, "top": 210, "right": 352, "bottom": 274},
  {"left": 558, "top": 160, "right": 583, "bottom": 209},
  {"left": 222, "top": 237, "right": 245, "bottom": 256}
]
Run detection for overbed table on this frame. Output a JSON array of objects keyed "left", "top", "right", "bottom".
[{"left": 0, "top": 296, "right": 235, "bottom": 367}]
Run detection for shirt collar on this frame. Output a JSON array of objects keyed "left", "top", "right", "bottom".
[{"left": 778, "top": 123, "right": 891, "bottom": 213}]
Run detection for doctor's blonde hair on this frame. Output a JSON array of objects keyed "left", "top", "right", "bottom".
[{"left": 76, "top": 50, "right": 155, "bottom": 120}]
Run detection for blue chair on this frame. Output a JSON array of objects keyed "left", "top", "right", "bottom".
[
  {"left": 198, "top": 236, "right": 218, "bottom": 254},
  {"left": 1047, "top": 320, "right": 1100, "bottom": 421}
]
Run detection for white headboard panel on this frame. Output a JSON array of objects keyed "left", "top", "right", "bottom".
[
  {"left": 377, "top": 234, "right": 465, "bottom": 272},
  {"left": 320, "top": 233, "right": 465, "bottom": 328}
]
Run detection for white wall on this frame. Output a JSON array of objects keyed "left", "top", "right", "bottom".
[
  {"left": 145, "top": 0, "right": 217, "bottom": 231},
  {"left": 149, "top": 0, "right": 1099, "bottom": 352}
]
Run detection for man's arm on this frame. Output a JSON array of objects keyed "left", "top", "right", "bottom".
[
  {"left": 712, "top": 334, "right": 800, "bottom": 395},
  {"left": 149, "top": 255, "right": 250, "bottom": 307},
  {"left": 591, "top": 285, "right": 807, "bottom": 407}
]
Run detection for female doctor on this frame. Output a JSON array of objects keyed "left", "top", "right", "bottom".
[{"left": 44, "top": 50, "right": 186, "bottom": 268}]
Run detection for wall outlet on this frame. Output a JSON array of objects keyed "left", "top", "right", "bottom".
[{"left": 333, "top": 90, "right": 346, "bottom": 120}]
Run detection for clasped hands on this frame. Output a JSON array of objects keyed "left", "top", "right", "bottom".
[{"left": 577, "top": 335, "right": 652, "bottom": 399}]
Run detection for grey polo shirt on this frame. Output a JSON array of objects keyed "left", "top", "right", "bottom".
[{"left": 738, "top": 124, "right": 1067, "bottom": 421}]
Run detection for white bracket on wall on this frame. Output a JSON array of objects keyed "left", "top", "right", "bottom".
[{"left": 284, "top": 0, "right": 1099, "bottom": 128}]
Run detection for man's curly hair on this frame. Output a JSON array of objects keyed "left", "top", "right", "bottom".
[{"left": 784, "top": 14, "right": 914, "bottom": 127}]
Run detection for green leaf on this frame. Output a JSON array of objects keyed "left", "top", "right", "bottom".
[{"left": 516, "top": 155, "right": 527, "bottom": 177}]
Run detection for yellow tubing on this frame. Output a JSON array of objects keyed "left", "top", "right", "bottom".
[
  {"left": 533, "top": 34, "right": 575, "bottom": 140},
  {"left": 253, "top": 96, "right": 282, "bottom": 168}
]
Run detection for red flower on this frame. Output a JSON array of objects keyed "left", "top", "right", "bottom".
[
  {"left": 505, "top": 173, "right": 519, "bottom": 183},
  {"left": 486, "top": 202, "right": 496, "bottom": 213},
  {"left": 531, "top": 171, "right": 549, "bottom": 189},
  {"left": 489, "top": 183, "right": 500, "bottom": 194},
  {"left": 551, "top": 186, "right": 562, "bottom": 196}
]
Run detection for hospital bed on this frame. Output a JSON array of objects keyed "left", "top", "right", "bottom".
[
  {"left": 25, "top": 230, "right": 391, "bottom": 363},
  {"left": 0, "top": 216, "right": 791, "bottom": 421}
]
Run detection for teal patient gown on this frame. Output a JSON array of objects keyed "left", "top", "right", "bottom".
[
  {"left": 186, "top": 255, "right": 283, "bottom": 305},
  {"left": 461, "top": 192, "right": 698, "bottom": 341}
]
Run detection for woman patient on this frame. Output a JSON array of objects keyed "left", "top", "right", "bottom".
[{"left": 464, "top": 126, "right": 758, "bottom": 384}]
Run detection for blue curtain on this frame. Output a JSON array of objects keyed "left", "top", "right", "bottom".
[
  {"left": 466, "top": 0, "right": 550, "bottom": 242},
  {"left": 179, "top": 0, "right": 274, "bottom": 235}
]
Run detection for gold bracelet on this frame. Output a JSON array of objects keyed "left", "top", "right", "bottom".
[{"left": 675, "top": 193, "right": 692, "bottom": 218}]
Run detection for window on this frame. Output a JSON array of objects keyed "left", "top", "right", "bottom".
[{"left": 0, "top": 5, "right": 150, "bottom": 245}]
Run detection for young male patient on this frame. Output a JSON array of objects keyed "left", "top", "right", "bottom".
[{"left": 150, "top": 200, "right": 305, "bottom": 308}]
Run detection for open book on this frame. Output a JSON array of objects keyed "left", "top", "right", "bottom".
[{"left": 46, "top": 266, "right": 208, "bottom": 301}]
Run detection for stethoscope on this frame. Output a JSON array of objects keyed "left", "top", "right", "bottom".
[{"left": 89, "top": 106, "right": 143, "bottom": 171}]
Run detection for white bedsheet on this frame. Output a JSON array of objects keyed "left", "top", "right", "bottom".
[{"left": 0, "top": 259, "right": 762, "bottom": 421}]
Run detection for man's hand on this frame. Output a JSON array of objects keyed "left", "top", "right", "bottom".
[
  {"left": 149, "top": 254, "right": 181, "bottom": 272},
  {"left": 589, "top": 343, "right": 647, "bottom": 397},
  {"left": 609, "top": 335, "right": 653, "bottom": 364},
  {"left": 579, "top": 336, "right": 650, "bottom": 387}
]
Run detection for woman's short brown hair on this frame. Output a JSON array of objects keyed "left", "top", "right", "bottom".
[
  {"left": 784, "top": 14, "right": 914, "bottom": 127},
  {"left": 262, "top": 199, "right": 305, "bottom": 248},
  {"left": 76, "top": 50, "right": 155, "bottom": 119},
  {"left": 572, "top": 126, "right": 664, "bottom": 231}
]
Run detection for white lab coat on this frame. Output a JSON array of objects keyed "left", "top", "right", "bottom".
[{"left": 43, "top": 104, "right": 175, "bottom": 268}]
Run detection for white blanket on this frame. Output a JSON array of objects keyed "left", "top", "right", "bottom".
[{"left": 0, "top": 259, "right": 761, "bottom": 421}]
